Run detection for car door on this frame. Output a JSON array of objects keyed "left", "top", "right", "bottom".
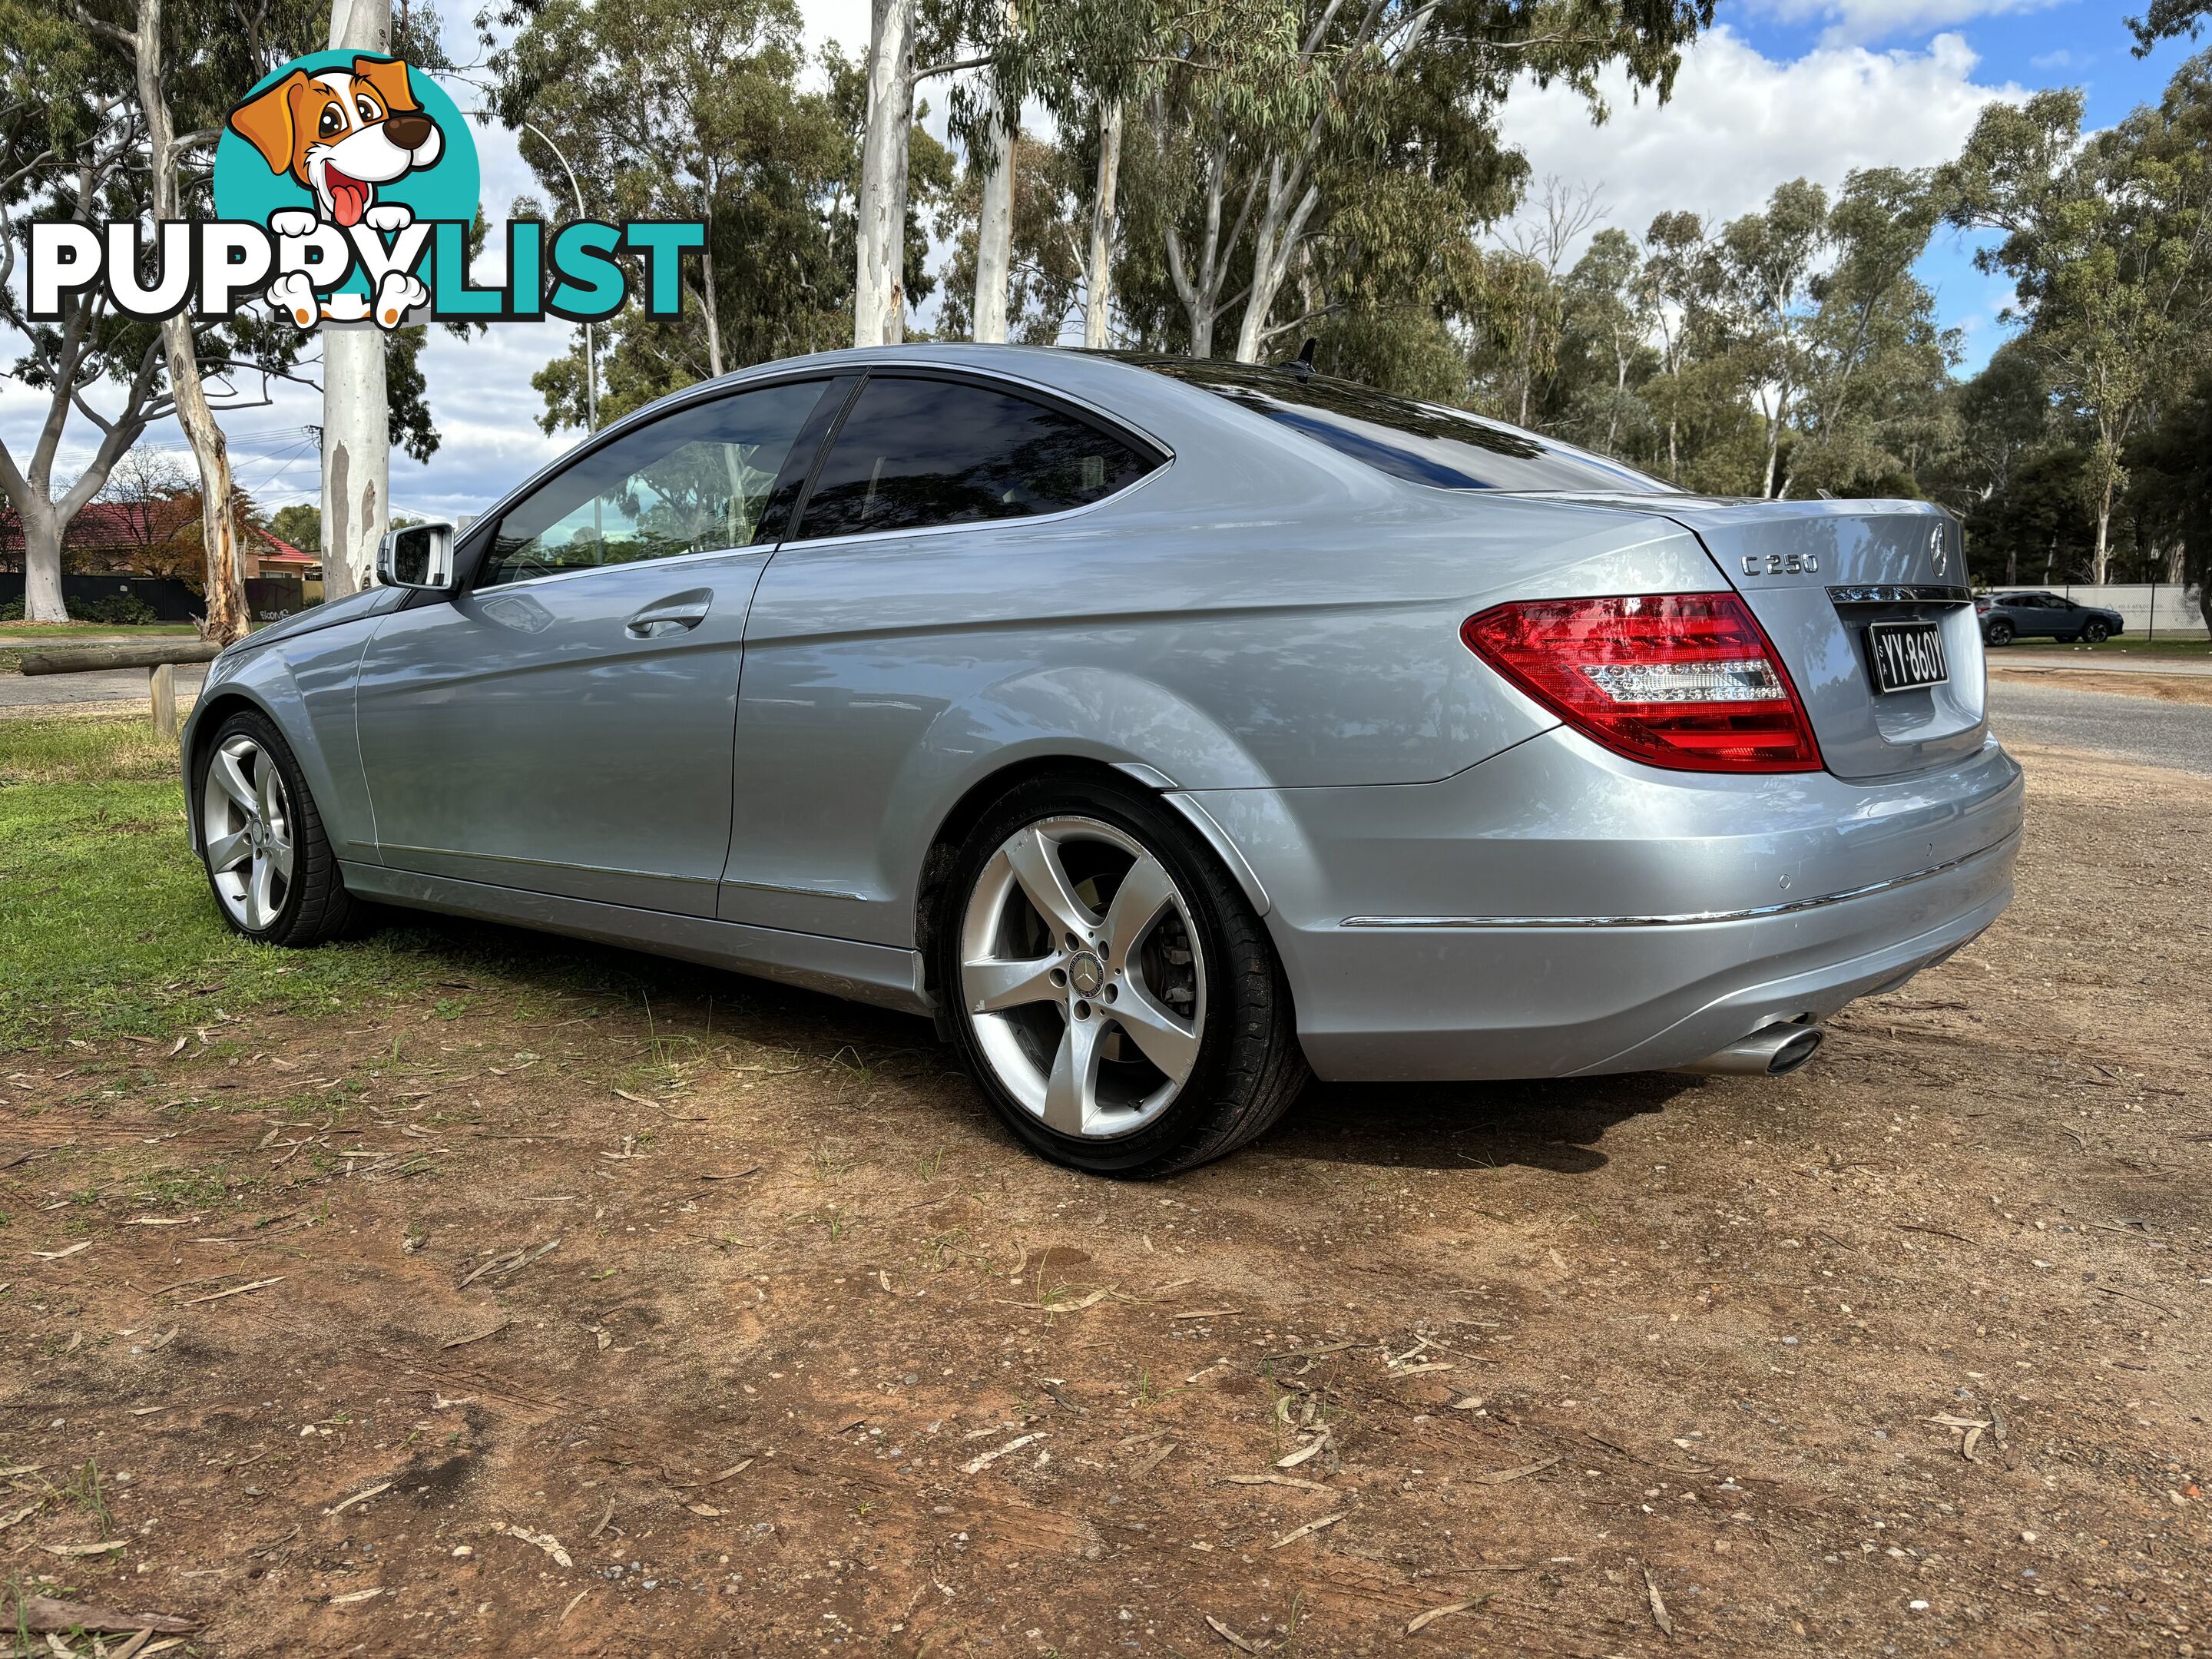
[
  {"left": 721, "top": 371, "right": 1164, "bottom": 944},
  {"left": 2029, "top": 594, "right": 2067, "bottom": 637},
  {"left": 353, "top": 376, "right": 846, "bottom": 919}
]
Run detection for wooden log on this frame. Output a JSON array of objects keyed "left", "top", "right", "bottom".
[
  {"left": 150, "top": 661, "right": 177, "bottom": 739},
  {"left": 17, "top": 641, "right": 224, "bottom": 675}
]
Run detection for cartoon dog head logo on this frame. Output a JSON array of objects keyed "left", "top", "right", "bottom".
[
  {"left": 214, "top": 51, "right": 477, "bottom": 331},
  {"left": 227, "top": 57, "right": 444, "bottom": 230}
]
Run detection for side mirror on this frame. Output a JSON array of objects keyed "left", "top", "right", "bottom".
[{"left": 377, "top": 521, "right": 458, "bottom": 591}]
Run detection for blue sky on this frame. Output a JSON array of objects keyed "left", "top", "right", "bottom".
[
  {"left": 1724, "top": 0, "right": 2202, "bottom": 372},
  {"left": 3, "top": 0, "right": 2207, "bottom": 523}
]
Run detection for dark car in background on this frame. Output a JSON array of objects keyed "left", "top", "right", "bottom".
[{"left": 1976, "top": 591, "right": 2124, "bottom": 646}]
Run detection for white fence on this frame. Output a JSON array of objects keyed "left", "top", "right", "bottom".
[{"left": 2028, "top": 583, "right": 2210, "bottom": 639}]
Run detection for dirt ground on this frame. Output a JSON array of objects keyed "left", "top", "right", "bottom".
[
  {"left": 1987, "top": 667, "right": 2212, "bottom": 709},
  {"left": 4, "top": 743, "right": 2207, "bottom": 1659}
]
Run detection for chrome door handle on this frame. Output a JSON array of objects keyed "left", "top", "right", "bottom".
[{"left": 625, "top": 593, "right": 711, "bottom": 637}]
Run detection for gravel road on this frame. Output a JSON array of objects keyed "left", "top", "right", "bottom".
[{"left": 1988, "top": 675, "right": 2212, "bottom": 776}]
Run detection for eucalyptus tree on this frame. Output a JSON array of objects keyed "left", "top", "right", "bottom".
[
  {"left": 935, "top": 134, "right": 1088, "bottom": 343},
  {"left": 490, "top": 0, "right": 884, "bottom": 425},
  {"left": 2132, "top": 2, "right": 2210, "bottom": 51},
  {"left": 1140, "top": 0, "right": 1713, "bottom": 366},
  {"left": 1563, "top": 226, "right": 1654, "bottom": 453},
  {"left": 1788, "top": 167, "right": 1952, "bottom": 497},
  {"left": 5, "top": 0, "right": 317, "bottom": 634},
  {"left": 1, "top": 4, "right": 158, "bottom": 622},
  {"left": 1713, "top": 177, "right": 1828, "bottom": 498},
  {"left": 2124, "top": 361, "right": 2212, "bottom": 624},
  {"left": 1635, "top": 208, "right": 1708, "bottom": 479},
  {"left": 1943, "top": 65, "right": 2212, "bottom": 581}
]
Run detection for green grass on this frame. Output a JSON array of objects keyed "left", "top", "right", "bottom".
[
  {"left": 0, "top": 713, "right": 752, "bottom": 1054},
  {"left": 0, "top": 622, "right": 200, "bottom": 643},
  {"left": 1997, "top": 634, "right": 2211, "bottom": 657},
  {"left": 0, "top": 716, "right": 182, "bottom": 785},
  {"left": 0, "top": 714, "right": 446, "bottom": 1050}
]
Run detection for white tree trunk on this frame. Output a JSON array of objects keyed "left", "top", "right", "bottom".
[
  {"left": 320, "top": 0, "right": 393, "bottom": 602},
  {"left": 972, "top": 113, "right": 1016, "bottom": 343},
  {"left": 854, "top": 0, "right": 914, "bottom": 348},
  {"left": 1233, "top": 164, "right": 1318, "bottom": 364},
  {"left": 132, "top": 0, "right": 249, "bottom": 640},
  {"left": 1082, "top": 102, "right": 1123, "bottom": 350},
  {"left": 18, "top": 502, "right": 66, "bottom": 623},
  {"left": 698, "top": 244, "right": 725, "bottom": 378}
]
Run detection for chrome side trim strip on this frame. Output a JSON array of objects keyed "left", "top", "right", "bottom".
[{"left": 1339, "top": 826, "right": 2019, "bottom": 931}]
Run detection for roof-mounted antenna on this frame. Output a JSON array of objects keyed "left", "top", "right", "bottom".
[{"left": 1289, "top": 336, "right": 1318, "bottom": 377}]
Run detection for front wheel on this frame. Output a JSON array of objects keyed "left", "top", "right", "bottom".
[
  {"left": 2082, "top": 620, "right": 2111, "bottom": 644},
  {"left": 936, "top": 775, "right": 1307, "bottom": 1177},
  {"left": 1984, "top": 619, "right": 2014, "bottom": 647},
  {"left": 198, "top": 710, "right": 373, "bottom": 946}
]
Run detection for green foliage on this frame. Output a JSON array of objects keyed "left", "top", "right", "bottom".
[
  {"left": 488, "top": 0, "right": 903, "bottom": 426},
  {"left": 1942, "top": 55, "right": 2212, "bottom": 578},
  {"left": 267, "top": 504, "right": 320, "bottom": 556}
]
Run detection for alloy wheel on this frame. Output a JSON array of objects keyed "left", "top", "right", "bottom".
[
  {"left": 956, "top": 815, "right": 1207, "bottom": 1139},
  {"left": 201, "top": 733, "right": 296, "bottom": 932}
]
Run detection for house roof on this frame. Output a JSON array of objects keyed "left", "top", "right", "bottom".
[
  {"left": 1, "top": 506, "right": 320, "bottom": 567},
  {"left": 251, "top": 525, "right": 316, "bottom": 565},
  {"left": 0, "top": 500, "right": 187, "bottom": 551}
]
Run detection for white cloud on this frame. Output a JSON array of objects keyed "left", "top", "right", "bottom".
[
  {"left": 1495, "top": 28, "right": 2022, "bottom": 255},
  {"left": 1740, "top": 0, "right": 2067, "bottom": 47}
]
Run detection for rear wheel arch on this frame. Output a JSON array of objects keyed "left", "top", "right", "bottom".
[
  {"left": 926, "top": 767, "right": 1308, "bottom": 1175},
  {"left": 914, "top": 757, "right": 1276, "bottom": 1002},
  {"left": 916, "top": 756, "right": 1160, "bottom": 1008}
]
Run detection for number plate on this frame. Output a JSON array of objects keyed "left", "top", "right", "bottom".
[{"left": 1866, "top": 618, "right": 1949, "bottom": 694}]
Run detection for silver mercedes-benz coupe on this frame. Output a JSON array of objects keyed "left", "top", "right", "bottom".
[{"left": 184, "top": 345, "right": 2022, "bottom": 1176}]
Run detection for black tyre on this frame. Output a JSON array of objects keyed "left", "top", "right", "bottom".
[
  {"left": 935, "top": 773, "right": 1308, "bottom": 1177},
  {"left": 2082, "top": 620, "right": 2111, "bottom": 644},
  {"left": 1984, "top": 619, "right": 2014, "bottom": 647},
  {"left": 197, "top": 708, "right": 373, "bottom": 946}
]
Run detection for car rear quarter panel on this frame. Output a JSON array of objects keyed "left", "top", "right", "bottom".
[{"left": 720, "top": 359, "right": 1729, "bottom": 949}]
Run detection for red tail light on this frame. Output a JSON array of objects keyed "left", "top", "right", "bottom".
[{"left": 1462, "top": 593, "right": 1823, "bottom": 773}]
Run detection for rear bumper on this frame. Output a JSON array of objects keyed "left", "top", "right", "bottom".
[{"left": 1185, "top": 727, "right": 2024, "bottom": 1081}]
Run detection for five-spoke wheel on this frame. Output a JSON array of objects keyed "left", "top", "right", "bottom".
[
  {"left": 195, "top": 709, "right": 369, "bottom": 946},
  {"left": 959, "top": 815, "right": 1207, "bottom": 1141},
  {"left": 202, "top": 731, "right": 296, "bottom": 932},
  {"left": 937, "top": 775, "right": 1307, "bottom": 1177}
]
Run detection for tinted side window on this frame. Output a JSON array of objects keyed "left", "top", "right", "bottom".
[
  {"left": 480, "top": 379, "right": 830, "bottom": 589},
  {"left": 794, "top": 376, "right": 1154, "bottom": 541}
]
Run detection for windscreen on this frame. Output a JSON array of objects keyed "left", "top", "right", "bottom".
[{"left": 1141, "top": 359, "right": 1676, "bottom": 495}]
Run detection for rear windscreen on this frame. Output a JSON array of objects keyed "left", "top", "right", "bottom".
[{"left": 1141, "top": 359, "right": 1676, "bottom": 495}]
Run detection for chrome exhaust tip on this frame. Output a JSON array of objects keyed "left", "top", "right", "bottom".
[{"left": 1674, "top": 1024, "right": 1824, "bottom": 1078}]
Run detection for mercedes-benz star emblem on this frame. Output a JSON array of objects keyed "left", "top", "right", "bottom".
[{"left": 1068, "top": 952, "right": 1105, "bottom": 996}]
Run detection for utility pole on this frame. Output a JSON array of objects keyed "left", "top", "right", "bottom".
[{"left": 320, "top": 0, "right": 392, "bottom": 599}]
